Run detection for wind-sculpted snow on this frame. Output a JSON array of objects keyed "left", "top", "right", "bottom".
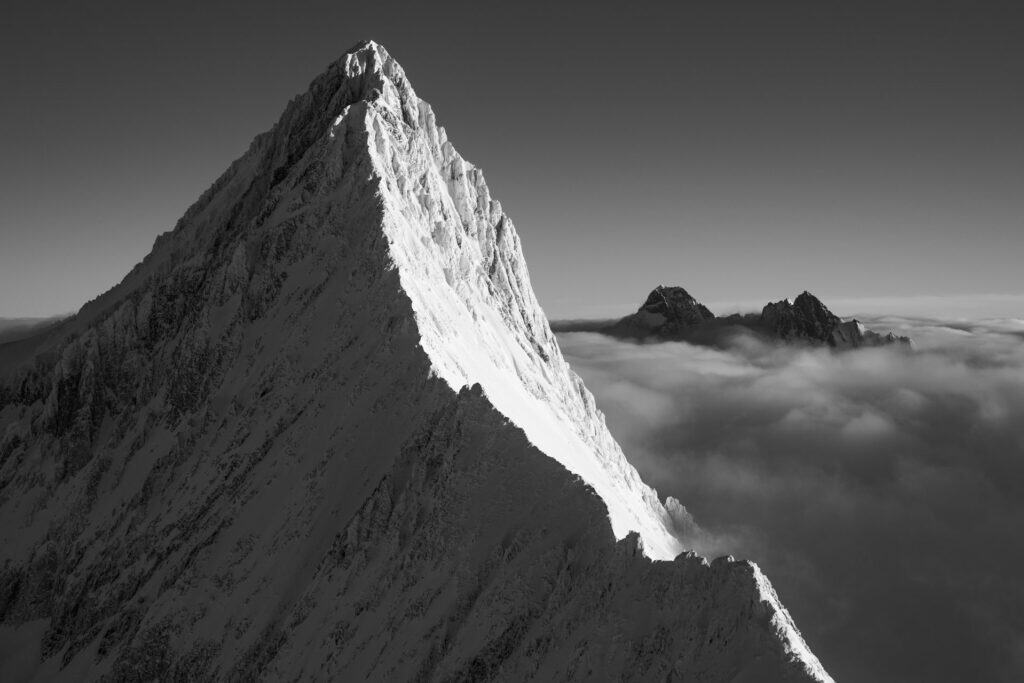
[
  {"left": 0, "top": 41, "right": 830, "bottom": 681},
  {"left": 356, "top": 45, "right": 685, "bottom": 562}
]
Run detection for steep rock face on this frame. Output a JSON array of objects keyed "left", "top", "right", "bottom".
[
  {"left": 641, "top": 286, "right": 716, "bottom": 325},
  {"left": 762, "top": 292, "right": 912, "bottom": 348},
  {"left": 0, "top": 41, "right": 830, "bottom": 681},
  {"left": 760, "top": 292, "right": 842, "bottom": 345}
]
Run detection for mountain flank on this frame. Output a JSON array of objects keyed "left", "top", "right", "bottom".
[{"left": 0, "top": 42, "right": 830, "bottom": 681}]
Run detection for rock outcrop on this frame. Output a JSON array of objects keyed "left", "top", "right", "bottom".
[
  {"left": 0, "top": 41, "right": 830, "bottom": 681},
  {"left": 760, "top": 292, "right": 911, "bottom": 348},
  {"left": 607, "top": 285, "right": 716, "bottom": 337},
  {"left": 760, "top": 291, "right": 842, "bottom": 343}
]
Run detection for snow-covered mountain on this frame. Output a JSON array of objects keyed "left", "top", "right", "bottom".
[{"left": 0, "top": 41, "right": 830, "bottom": 681}]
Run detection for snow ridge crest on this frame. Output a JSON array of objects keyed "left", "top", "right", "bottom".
[
  {"left": 0, "top": 40, "right": 832, "bottom": 682},
  {"left": 340, "top": 42, "right": 831, "bottom": 677},
  {"left": 335, "top": 41, "right": 686, "bottom": 561}
]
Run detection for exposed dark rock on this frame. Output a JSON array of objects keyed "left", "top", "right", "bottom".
[{"left": 590, "top": 287, "right": 911, "bottom": 350}]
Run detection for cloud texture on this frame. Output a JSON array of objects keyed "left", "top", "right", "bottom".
[{"left": 558, "top": 316, "right": 1024, "bottom": 683}]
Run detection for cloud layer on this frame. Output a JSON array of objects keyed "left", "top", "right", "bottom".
[{"left": 558, "top": 316, "right": 1024, "bottom": 683}]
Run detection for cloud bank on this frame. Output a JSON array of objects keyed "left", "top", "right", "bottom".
[{"left": 558, "top": 315, "right": 1024, "bottom": 683}]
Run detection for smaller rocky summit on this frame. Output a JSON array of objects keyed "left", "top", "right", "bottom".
[
  {"left": 761, "top": 291, "right": 841, "bottom": 343},
  {"left": 598, "top": 287, "right": 911, "bottom": 349},
  {"left": 608, "top": 285, "right": 715, "bottom": 336},
  {"left": 761, "top": 291, "right": 912, "bottom": 349},
  {"left": 641, "top": 286, "right": 716, "bottom": 326}
]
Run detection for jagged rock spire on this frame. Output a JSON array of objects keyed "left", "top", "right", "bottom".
[{"left": 761, "top": 290, "right": 842, "bottom": 343}]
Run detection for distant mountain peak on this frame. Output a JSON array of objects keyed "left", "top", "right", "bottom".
[
  {"left": 604, "top": 285, "right": 716, "bottom": 336},
  {"left": 641, "top": 285, "right": 713, "bottom": 317},
  {"left": 762, "top": 291, "right": 842, "bottom": 343},
  {"left": 597, "top": 285, "right": 911, "bottom": 350}
]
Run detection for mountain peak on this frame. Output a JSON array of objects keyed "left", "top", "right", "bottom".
[
  {"left": 643, "top": 284, "right": 697, "bottom": 308},
  {"left": 793, "top": 290, "right": 830, "bottom": 311},
  {"left": 318, "top": 40, "right": 418, "bottom": 120},
  {"left": 0, "top": 46, "right": 831, "bottom": 681},
  {"left": 352, "top": 38, "right": 385, "bottom": 51},
  {"left": 592, "top": 286, "right": 909, "bottom": 352},
  {"left": 599, "top": 285, "right": 716, "bottom": 338},
  {"left": 761, "top": 292, "right": 912, "bottom": 348},
  {"left": 639, "top": 285, "right": 715, "bottom": 325},
  {"left": 762, "top": 292, "right": 841, "bottom": 343}
]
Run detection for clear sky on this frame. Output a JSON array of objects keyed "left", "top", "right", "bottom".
[{"left": 1, "top": 0, "right": 1021, "bottom": 318}]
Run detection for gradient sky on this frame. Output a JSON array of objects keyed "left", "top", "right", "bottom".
[{"left": 1, "top": 1, "right": 1021, "bottom": 318}]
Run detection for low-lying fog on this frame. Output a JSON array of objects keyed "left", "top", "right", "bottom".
[{"left": 558, "top": 312, "right": 1024, "bottom": 683}]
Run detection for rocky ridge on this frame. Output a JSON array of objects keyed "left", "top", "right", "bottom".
[
  {"left": 602, "top": 286, "right": 911, "bottom": 349},
  {"left": 0, "top": 42, "right": 830, "bottom": 681}
]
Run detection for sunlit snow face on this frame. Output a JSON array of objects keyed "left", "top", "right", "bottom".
[{"left": 558, "top": 316, "right": 1024, "bottom": 683}]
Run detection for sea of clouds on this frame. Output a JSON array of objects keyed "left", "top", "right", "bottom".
[{"left": 558, "top": 312, "right": 1024, "bottom": 683}]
